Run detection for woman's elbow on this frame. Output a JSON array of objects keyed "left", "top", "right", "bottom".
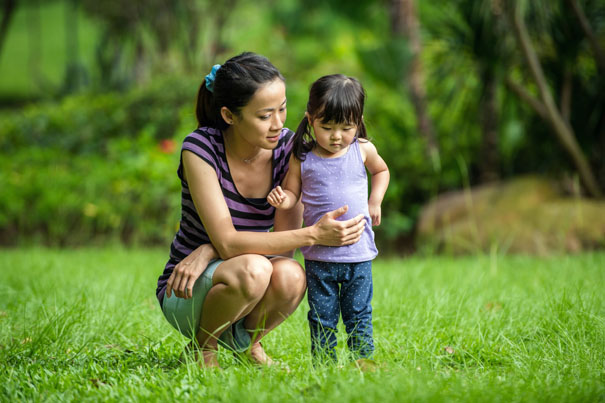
[{"left": 213, "top": 239, "right": 238, "bottom": 260}]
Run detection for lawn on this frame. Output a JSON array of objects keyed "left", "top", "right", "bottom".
[{"left": 1, "top": 248, "right": 603, "bottom": 402}]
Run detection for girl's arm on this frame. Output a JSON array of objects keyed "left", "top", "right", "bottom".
[
  {"left": 272, "top": 163, "right": 304, "bottom": 257},
  {"left": 183, "top": 150, "right": 366, "bottom": 259},
  {"left": 360, "top": 141, "right": 390, "bottom": 226},
  {"left": 267, "top": 155, "right": 302, "bottom": 210}
]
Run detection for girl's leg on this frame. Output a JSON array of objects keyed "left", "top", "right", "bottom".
[
  {"left": 243, "top": 256, "right": 306, "bottom": 363},
  {"left": 196, "top": 254, "right": 273, "bottom": 366},
  {"left": 306, "top": 260, "right": 340, "bottom": 361},
  {"left": 340, "top": 261, "right": 374, "bottom": 359}
]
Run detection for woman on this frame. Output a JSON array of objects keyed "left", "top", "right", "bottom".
[{"left": 156, "top": 52, "right": 366, "bottom": 368}]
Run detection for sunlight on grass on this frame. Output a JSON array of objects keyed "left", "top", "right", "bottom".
[{"left": 1, "top": 248, "right": 603, "bottom": 401}]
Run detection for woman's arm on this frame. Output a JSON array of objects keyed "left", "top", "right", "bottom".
[
  {"left": 360, "top": 141, "right": 390, "bottom": 226},
  {"left": 165, "top": 242, "right": 218, "bottom": 299},
  {"left": 183, "top": 151, "right": 365, "bottom": 259}
]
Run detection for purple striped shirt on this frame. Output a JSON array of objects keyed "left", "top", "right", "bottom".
[{"left": 156, "top": 127, "right": 295, "bottom": 305}]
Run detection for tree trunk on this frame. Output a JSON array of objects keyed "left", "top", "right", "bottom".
[
  {"left": 599, "top": 110, "right": 605, "bottom": 189},
  {"left": 507, "top": 4, "right": 602, "bottom": 198},
  {"left": 560, "top": 67, "right": 573, "bottom": 125},
  {"left": 390, "top": 0, "right": 440, "bottom": 167},
  {"left": 0, "top": 0, "right": 17, "bottom": 62},
  {"left": 479, "top": 69, "right": 500, "bottom": 183}
]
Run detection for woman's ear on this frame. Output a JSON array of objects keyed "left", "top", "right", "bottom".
[{"left": 220, "top": 107, "right": 235, "bottom": 125}]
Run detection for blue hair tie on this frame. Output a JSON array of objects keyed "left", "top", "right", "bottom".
[{"left": 205, "top": 64, "right": 221, "bottom": 93}]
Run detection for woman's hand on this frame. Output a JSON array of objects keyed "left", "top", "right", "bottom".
[
  {"left": 166, "top": 243, "right": 218, "bottom": 299},
  {"left": 312, "top": 205, "right": 366, "bottom": 246}
]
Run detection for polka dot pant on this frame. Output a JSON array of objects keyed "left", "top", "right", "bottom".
[{"left": 305, "top": 259, "right": 374, "bottom": 360}]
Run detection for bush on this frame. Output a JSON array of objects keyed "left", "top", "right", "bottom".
[
  {"left": 0, "top": 77, "right": 197, "bottom": 246},
  {"left": 0, "top": 75, "right": 468, "bottom": 248}
]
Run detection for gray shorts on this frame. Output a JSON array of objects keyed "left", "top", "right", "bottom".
[{"left": 161, "top": 259, "right": 251, "bottom": 352}]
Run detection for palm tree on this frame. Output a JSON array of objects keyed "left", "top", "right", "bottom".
[
  {"left": 428, "top": 0, "right": 511, "bottom": 183},
  {"left": 390, "top": 0, "right": 440, "bottom": 168},
  {"left": 503, "top": 0, "right": 602, "bottom": 197}
]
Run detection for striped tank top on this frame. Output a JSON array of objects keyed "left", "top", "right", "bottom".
[{"left": 156, "top": 127, "right": 295, "bottom": 305}]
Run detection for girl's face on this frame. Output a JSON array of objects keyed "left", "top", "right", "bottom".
[
  {"left": 308, "top": 115, "right": 357, "bottom": 158},
  {"left": 227, "top": 79, "right": 287, "bottom": 149}
]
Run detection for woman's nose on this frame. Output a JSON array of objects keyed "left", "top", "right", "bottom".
[{"left": 271, "top": 113, "right": 284, "bottom": 130}]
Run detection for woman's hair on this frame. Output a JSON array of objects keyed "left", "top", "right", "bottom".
[
  {"left": 195, "top": 52, "right": 285, "bottom": 130},
  {"left": 293, "top": 74, "right": 368, "bottom": 160}
]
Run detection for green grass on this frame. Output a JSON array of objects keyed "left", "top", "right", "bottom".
[{"left": 1, "top": 248, "right": 604, "bottom": 402}]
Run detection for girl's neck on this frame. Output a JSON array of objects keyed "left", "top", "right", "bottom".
[{"left": 313, "top": 144, "right": 350, "bottom": 159}]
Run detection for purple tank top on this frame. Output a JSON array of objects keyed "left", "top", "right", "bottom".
[{"left": 300, "top": 139, "right": 378, "bottom": 262}]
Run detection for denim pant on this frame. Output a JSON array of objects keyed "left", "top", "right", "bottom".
[{"left": 305, "top": 260, "right": 374, "bottom": 360}]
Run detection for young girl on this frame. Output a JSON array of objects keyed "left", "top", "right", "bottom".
[{"left": 267, "top": 74, "right": 389, "bottom": 360}]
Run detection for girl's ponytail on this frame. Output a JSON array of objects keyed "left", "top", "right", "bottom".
[
  {"left": 293, "top": 115, "right": 315, "bottom": 161},
  {"left": 356, "top": 118, "right": 368, "bottom": 140}
]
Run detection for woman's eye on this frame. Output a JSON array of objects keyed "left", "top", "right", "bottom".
[
  {"left": 260, "top": 114, "right": 271, "bottom": 120},
  {"left": 279, "top": 107, "right": 287, "bottom": 113}
]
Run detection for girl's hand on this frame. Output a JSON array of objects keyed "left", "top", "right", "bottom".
[
  {"left": 369, "top": 203, "right": 381, "bottom": 226},
  {"left": 166, "top": 243, "right": 217, "bottom": 299},
  {"left": 313, "top": 205, "right": 366, "bottom": 246},
  {"left": 267, "top": 186, "right": 287, "bottom": 208}
]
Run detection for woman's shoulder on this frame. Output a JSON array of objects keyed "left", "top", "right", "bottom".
[
  {"left": 279, "top": 127, "right": 295, "bottom": 142},
  {"left": 272, "top": 128, "right": 294, "bottom": 160},
  {"left": 276, "top": 128, "right": 295, "bottom": 151},
  {"left": 181, "top": 127, "right": 224, "bottom": 169},
  {"left": 184, "top": 127, "right": 221, "bottom": 145}
]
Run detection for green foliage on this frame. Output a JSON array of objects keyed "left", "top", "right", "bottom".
[
  {"left": 0, "top": 77, "right": 200, "bottom": 245},
  {"left": 0, "top": 249, "right": 603, "bottom": 400},
  {"left": 1, "top": 0, "right": 604, "bottom": 246}
]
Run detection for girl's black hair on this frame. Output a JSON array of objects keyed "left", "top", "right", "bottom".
[
  {"left": 293, "top": 74, "right": 367, "bottom": 160},
  {"left": 195, "top": 52, "right": 285, "bottom": 130}
]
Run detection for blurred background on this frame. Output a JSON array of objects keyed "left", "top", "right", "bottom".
[{"left": 0, "top": 0, "right": 603, "bottom": 255}]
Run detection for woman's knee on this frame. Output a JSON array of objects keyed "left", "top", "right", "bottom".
[
  {"left": 234, "top": 255, "right": 273, "bottom": 300},
  {"left": 270, "top": 258, "right": 306, "bottom": 298}
]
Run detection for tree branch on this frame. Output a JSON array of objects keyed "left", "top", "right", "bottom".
[
  {"left": 507, "top": 3, "right": 602, "bottom": 197},
  {"left": 567, "top": 0, "right": 605, "bottom": 75},
  {"left": 505, "top": 77, "right": 548, "bottom": 121}
]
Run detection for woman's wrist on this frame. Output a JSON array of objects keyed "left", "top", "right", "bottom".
[
  {"left": 202, "top": 243, "right": 219, "bottom": 260},
  {"left": 304, "top": 224, "right": 320, "bottom": 247}
]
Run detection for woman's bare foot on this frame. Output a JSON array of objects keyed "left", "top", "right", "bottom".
[
  {"left": 247, "top": 342, "right": 274, "bottom": 365},
  {"left": 198, "top": 349, "right": 221, "bottom": 369},
  {"left": 184, "top": 341, "right": 221, "bottom": 369}
]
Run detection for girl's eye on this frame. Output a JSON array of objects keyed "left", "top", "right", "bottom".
[{"left": 321, "top": 127, "right": 332, "bottom": 130}]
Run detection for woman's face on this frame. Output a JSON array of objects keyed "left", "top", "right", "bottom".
[{"left": 227, "top": 79, "right": 287, "bottom": 149}]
